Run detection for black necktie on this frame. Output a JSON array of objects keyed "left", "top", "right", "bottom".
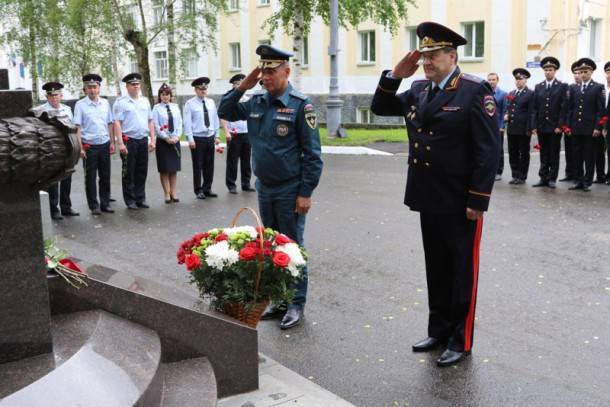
[
  {"left": 428, "top": 85, "right": 440, "bottom": 102},
  {"left": 202, "top": 99, "right": 210, "bottom": 127},
  {"left": 582, "top": 83, "right": 587, "bottom": 93},
  {"left": 166, "top": 104, "right": 174, "bottom": 133}
]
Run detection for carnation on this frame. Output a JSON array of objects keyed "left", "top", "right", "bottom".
[{"left": 204, "top": 241, "right": 239, "bottom": 270}]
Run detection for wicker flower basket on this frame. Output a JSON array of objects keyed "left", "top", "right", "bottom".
[{"left": 223, "top": 301, "right": 269, "bottom": 328}]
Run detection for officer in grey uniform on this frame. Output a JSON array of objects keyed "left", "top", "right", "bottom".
[
  {"left": 40, "top": 81, "right": 79, "bottom": 219},
  {"left": 218, "top": 45, "right": 323, "bottom": 330}
]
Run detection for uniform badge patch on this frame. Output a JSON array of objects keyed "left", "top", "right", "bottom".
[
  {"left": 304, "top": 103, "right": 314, "bottom": 112},
  {"left": 484, "top": 95, "right": 496, "bottom": 117},
  {"left": 276, "top": 123, "right": 289, "bottom": 136},
  {"left": 305, "top": 112, "right": 317, "bottom": 129}
]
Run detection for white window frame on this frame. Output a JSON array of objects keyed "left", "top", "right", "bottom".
[
  {"left": 406, "top": 26, "right": 419, "bottom": 51},
  {"left": 184, "top": 48, "right": 198, "bottom": 78},
  {"left": 229, "top": 43, "right": 241, "bottom": 70},
  {"left": 129, "top": 59, "right": 138, "bottom": 74},
  {"left": 461, "top": 21, "right": 484, "bottom": 61},
  {"left": 228, "top": 0, "right": 239, "bottom": 11},
  {"left": 357, "top": 107, "right": 373, "bottom": 124},
  {"left": 358, "top": 31, "right": 376, "bottom": 65},
  {"left": 152, "top": 0, "right": 164, "bottom": 25},
  {"left": 301, "top": 35, "right": 309, "bottom": 68},
  {"left": 258, "top": 0, "right": 270, "bottom": 6},
  {"left": 154, "top": 50, "right": 168, "bottom": 79},
  {"left": 589, "top": 18, "right": 602, "bottom": 60}
]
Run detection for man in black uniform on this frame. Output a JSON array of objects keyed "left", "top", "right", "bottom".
[
  {"left": 371, "top": 22, "right": 499, "bottom": 367},
  {"left": 604, "top": 62, "right": 610, "bottom": 185},
  {"left": 505, "top": 68, "right": 534, "bottom": 185},
  {"left": 531, "top": 57, "right": 568, "bottom": 189},
  {"left": 565, "top": 58, "right": 606, "bottom": 191},
  {"left": 560, "top": 63, "right": 582, "bottom": 182}
]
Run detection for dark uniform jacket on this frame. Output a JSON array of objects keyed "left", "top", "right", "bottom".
[
  {"left": 531, "top": 80, "right": 568, "bottom": 133},
  {"left": 565, "top": 81, "right": 606, "bottom": 135},
  {"left": 370, "top": 67, "right": 499, "bottom": 213},
  {"left": 505, "top": 88, "right": 534, "bottom": 135},
  {"left": 217, "top": 84, "right": 323, "bottom": 198}
]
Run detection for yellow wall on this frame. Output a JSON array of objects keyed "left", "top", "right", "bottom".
[
  {"left": 446, "top": 0, "right": 491, "bottom": 73},
  {"left": 509, "top": 0, "right": 527, "bottom": 69}
]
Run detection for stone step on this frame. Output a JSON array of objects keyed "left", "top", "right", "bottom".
[
  {"left": 0, "top": 310, "right": 163, "bottom": 406},
  {"left": 161, "top": 357, "right": 218, "bottom": 407}
]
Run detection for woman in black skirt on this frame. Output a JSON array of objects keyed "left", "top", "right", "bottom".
[{"left": 152, "top": 83, "right": 182, "bottom": 203}]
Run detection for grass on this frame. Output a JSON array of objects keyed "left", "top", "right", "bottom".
[{"left": 180, "top": 128, "right": 407, "bottom": 146}]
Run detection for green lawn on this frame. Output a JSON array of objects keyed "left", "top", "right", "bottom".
[{"left": 181, "top": 127, "right": 407, "bottom": 146}]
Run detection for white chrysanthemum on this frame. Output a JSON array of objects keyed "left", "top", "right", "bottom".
[
  {"left": 204, "top": 241, "right": 239, "bottom": 270},
  {"left": 276, "top": 243, "right": 306, "bottom": 277},
  {"left": 222, "top": 226, "right": 258, "bottom": 239}
]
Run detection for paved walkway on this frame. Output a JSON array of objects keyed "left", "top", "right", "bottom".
[{"left": 50, "top": 146, "right": 610, "bottom": 407}]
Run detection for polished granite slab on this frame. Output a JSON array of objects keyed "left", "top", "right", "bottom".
[
  {"left": 48, "top": 261, "right": 259, "bottom": 398},
  {"left": 0, "top": 186, "right": 53, "bottom": 363},
  {"left": 0, "top": 310, "right": 162, "bottom": 406}
]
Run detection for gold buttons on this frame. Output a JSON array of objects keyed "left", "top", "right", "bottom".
[
  {"left": 425, "top": 162, "right": 430, "bottom": 166},
  {"left": 417, "top": 128, "right": 422, "bottom": 133},
  {"left": 414, "top": 142, "right": 419, "bottom": 148},
  {"left": 429, "top": 131, "right": 434, "bottom": 135},
  {"left": 413, "top": 158, "right": 418, "bottom": 163},
  {"left": 426, "top": 146, "right": 431, "bottom": 151}
]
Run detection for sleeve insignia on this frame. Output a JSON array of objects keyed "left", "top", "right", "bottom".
[
  {"left": 305, "top": 112, "right": 317, "bottom": 129},
  {"left": 484, "top": 95, "right": 496, "bottom": 117}
]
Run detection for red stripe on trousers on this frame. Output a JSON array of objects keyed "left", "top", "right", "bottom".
[{"left": 464, "top": 217, "right": 483, "bottom": 352}]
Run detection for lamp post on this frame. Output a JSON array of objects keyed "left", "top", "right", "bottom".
[{"left": 326, "top": 0, "right": 346, "bottom": 138}]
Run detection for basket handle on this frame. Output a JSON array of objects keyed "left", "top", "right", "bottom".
[{"left": 229, "top": 207, "right": 265, "bottom": 301}]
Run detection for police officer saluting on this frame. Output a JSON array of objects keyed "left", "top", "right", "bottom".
[
  {"left": 40, "top": 81, "right": 79, "bottom": 220},
  {"left": 531, "top": 57, "right": 568, "bottom": 189},
  {"left": 113, "top": 73, "right": 155, "bottom": 209},
  {"left": 73, "top": 74, "right": 115, "bottom": 215},
  {"left": 371, "top": 22, "right": 499, "bottom": 367},
  {"left": 221, "top": 73, "right": 254, "bottom": 194},
  {"left": 184, "top": 77, "right": 220, "bottom": 199},
  {"left": 218, "top": 45, "right": 323, "bottom": 329},
  {"left": 565, "top": 58, "right": 606, "bottom": 191},
  {"left": 505, "top": 68, "right": 534, "bottom": 185}
]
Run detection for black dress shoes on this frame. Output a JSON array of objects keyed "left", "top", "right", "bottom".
[
  {"left": 532, "top": 180, "right": 548, "bottom": 187},
  {"left": 514, "top": 179, "right": 525, "bottom": 185},
  {"left": 100, "top": 206, "right": 114, "bottom": 213},
  {"left": 91, "top": 208, "right": 101, "bottom": 215},
  {"left": 204, "top": 191, "right": 218, "bottom": 198},
  {"left": 136, "top": 202, "right": 150, "bottom": 209},
  {"left": 127, "top": 203, "right": 138, "bottom": 210},
  {"left": 51, "top": 212, "right": 64, "bottom": 220},
  {"left": 559, "top": 177, "right": 573, "bottom": 182},
  {"left": 242, "top": 186, "right": 256, "bottom": 192},
  {"left": 437, "top": 349, "right": 470, "bottom": 367},
  {"left": 547, "top": 180, "right": 556, "bottom": 189},
  {"left": 583, "top": 184, "right": 591, "bottom": 192},
  {"left": 569, "top": 183, "right": 584, "bottom": 190},
  {"left": 260, "top": 304, "right": 286, "bottom": 320},
  {"left": 228, "top": 188, "right": 238, "bottom": 194},
  {"left": 280, "top": 305, "right": 303, "bottom": 330},
  {"left": 196, "top": 193, "right": 206, "bottom": 200},
  {"left": 412, "top": 337, "right": 444, "bottom": 352},
  {"left": 171, "top": 197, "right": 180, "bottom": 202},
  {"left": 508, "top": 178, "right": 517, "bottom": 184},
  {"left": 109, "top": 197, "right": 116, "bottom": 202},
  {"left": 61, "top": 208, "right": 80, "bottom": 216}
]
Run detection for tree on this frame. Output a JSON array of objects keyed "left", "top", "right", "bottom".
[
  {"left": 264, "top": 0, "right": 416, "bottom": 89},
  {"left": 110, "top": 0, "right": 227, "bottom": 105}
]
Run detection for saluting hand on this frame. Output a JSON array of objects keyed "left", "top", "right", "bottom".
[
  {"left": 391, "top": 50, "right": 421, "bottom": 79},
  {"left": 237, "top": 67, "right": 262, "bottom": 92}
]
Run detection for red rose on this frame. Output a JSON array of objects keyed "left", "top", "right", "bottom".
[
  {"left": 176, "top": 248, "right": 186, "bottom": 264},
  {"left": 245, "top": 241, "right": 260, "bottom": 249},
  {"left": 185, "top": 254, "right": 201, "bottom": 271},
  {"left": 181, "top": 240, "right": 194, "bottom": 251},
  {"left": 272, "top": 251, "right": 291, "bottom": 267},
  {"left": 192, "top": 233, "right": 206, "bottom": 245},
  {"left": 263, "top": 248, "right": 272, "bottom": 257},
  {"left": 598, "top": 115, "right": 608, "bottom": 126},
  {"left": 202, "top": 232, "right": 210, "bottom": 239},
  {"left": 59, "top": 258, "right": 83, "bottom": 273},
  {"left": 534, "top": 143, "right": 541, "bottom": 150},
  {"left": 215, "top": 233, "right": 228, "bottom": 242},
  {"left": 82, "top": 143, "right": 91, "bottom": 151},
  {"left": 275, "top": 234, "right": 294, "bottom": 245},
  {"left": 122, "top": 135, "right": 129, "bottom": 143},
  {"left": 239, "top": 246, "right": 259, "bottom": 261}
]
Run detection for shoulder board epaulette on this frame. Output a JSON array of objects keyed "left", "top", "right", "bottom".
[
  {"left": 412, "top": 79, "right": 430, "bottom": 84},
  {"left": 461, "top": 73, "right": 484, "bottom": 84},
  {"left": 289, "top": 90, "right": 307, "bottom": 101}
]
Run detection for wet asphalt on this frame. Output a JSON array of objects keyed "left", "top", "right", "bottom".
[{"left": 51, "top": 146, "right": 610, "bottom": 407}]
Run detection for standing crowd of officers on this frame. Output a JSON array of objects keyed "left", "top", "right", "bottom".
[
  {"left": 488, "top": 57, "right": 610, "bottom": 191},
  {"left": 40, "top": 72, "right": 254, "bottom": 219}
]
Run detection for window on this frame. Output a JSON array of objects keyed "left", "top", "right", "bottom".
[
  {"left": 259, "top": 0, "right": 270, "bottom": 5},
  {"left": 589, "top": 18, "right": 601, "bottom": 59},
  {"left": 129, "top": 59, "right": 138, "bottom": 74},
  {"left": 301, "top": 36, "right": 309, "bottom": 66},
  {"left": 152, "top": 0, "right": 164, "bottom": 25},
  {"left": 359, "top": 31, "right": 376, "bottom": 63},
  {"left": 462, "top": 22, "right": 484, "bottom": 59},
  {"left": 124, "top": 4, "right": 142, "bottom": 30},
  {"left": 407, "top": 27, "right": 419, "bottom": 51},
  {"left": 357, "top": 108, "right": 373, "bottom": 124},
  {"left": 184, "top": 49, "right": 198, "bottom": 78},
  {"left": 182, "top": 0, "right": 195, "bottom": 15},
  {"left": 154, "top": 51, "right": 168, "bottom": 78},
  {"left": 228, "top": 0, "right": 239, "bottom": 11},
  {"left": 230, "top": 43, "right": 241, "bottom": 70}
]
